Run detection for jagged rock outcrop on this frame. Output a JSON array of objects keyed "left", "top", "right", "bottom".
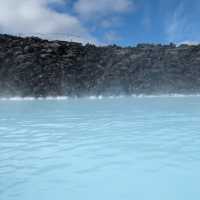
[{"left": 0, "top": 34, "right": 200, "bottom": 97}]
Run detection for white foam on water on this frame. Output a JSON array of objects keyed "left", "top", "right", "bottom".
[
  {"left": 0, "top": 97, "right": 36, "bottom": 101},
  {"left": 88, "top": 95, "right": 103, "bottom": 100},
  {"left": 0, "top": 94, "right": 200, "bottom": 101},
  {"left": 131, "top": 94, "right": 200, "bottom": 98},
  {"left": 0, "top": 96, "right": 69, "bottom": 101}
]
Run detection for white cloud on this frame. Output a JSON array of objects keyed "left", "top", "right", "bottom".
[
  {"left": 73, "top": 0, "right": 134, "bottom": 44},
  {"left": 165, "top": 3, "right": 198, "bottom": 44},
  {"left": 100, "top": 17, "right": 123, "bottom": 28},
  {"left": 104, "top": 31, "right": 121, "bottom": 43},
  {"left": 74, "top": 0, "right": 134, "bottom": 19},
  {"left": 166, "top": 4, "right": 186, "bottom": 42},
  {"left": 0, "top": 0, "right": 97, "bottom": 44}
]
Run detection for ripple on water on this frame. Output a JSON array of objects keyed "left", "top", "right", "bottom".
[{"left": 1, "top": 97, "right": 200, "bottom": 200}]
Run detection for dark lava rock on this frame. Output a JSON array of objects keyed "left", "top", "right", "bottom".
[{"left": 0, "top": 33, "right": 200, "bottom": 97}]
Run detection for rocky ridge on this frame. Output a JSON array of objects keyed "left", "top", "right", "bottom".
[{"left": 1, "top": 34, "right": 200, "bottom": 97}]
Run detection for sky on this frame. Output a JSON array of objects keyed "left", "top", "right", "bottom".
[{"left": 0, "top": 0, "right": 199, "bottom": 46}]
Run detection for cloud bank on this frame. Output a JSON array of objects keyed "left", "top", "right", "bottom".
[
  {"left": 0, "top": 0, "right": 96, "bottom": 43},
  {"left": 74, "top": 0, "right": 134, "bottom": 19},
  {"left": 0, "top": 0, "right": 134, "bottom": 44}
]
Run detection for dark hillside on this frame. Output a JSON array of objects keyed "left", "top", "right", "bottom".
[{"left": 1, "top": 34, "right": 200, "bottom": 97}]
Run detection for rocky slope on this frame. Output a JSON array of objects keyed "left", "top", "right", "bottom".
[{"left": 0, "top": 34, "right": 200, "bottom": 97}]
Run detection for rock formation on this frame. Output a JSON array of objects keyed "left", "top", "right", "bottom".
[{"left": 0, "top": 34, "right": 200, "bottom": 97}]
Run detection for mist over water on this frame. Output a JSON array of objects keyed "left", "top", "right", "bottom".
[{"left": 1, "top": 96, "right": 200, "bottom": 200}]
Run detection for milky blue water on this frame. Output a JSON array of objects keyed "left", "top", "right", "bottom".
[{"left": 0, "top": 96, "right": 200, "bottom": 200}]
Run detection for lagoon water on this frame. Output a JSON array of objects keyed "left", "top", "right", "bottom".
[{"left": 0, "top": 96, "right": 200, "bottom": 200}]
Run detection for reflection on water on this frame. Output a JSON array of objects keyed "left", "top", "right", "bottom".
[{"left": 0, "top": 97, "right": 200, "bottom": 200}]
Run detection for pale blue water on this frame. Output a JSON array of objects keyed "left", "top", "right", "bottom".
[{"left": 0, "top": 96, "right": 200, "bottom": 200}]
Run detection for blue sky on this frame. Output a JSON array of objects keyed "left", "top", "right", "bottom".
[{"left": 0, "top": 0, "right": 199, "bottom": 46}]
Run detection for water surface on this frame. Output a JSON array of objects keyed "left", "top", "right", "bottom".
[{"left": 0, "top": 96, "right": 200, "bottom": 200}]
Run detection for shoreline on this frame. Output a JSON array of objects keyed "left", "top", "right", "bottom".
[{"left": 1, "top": 94, "right": 200, "bottom": 101}]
